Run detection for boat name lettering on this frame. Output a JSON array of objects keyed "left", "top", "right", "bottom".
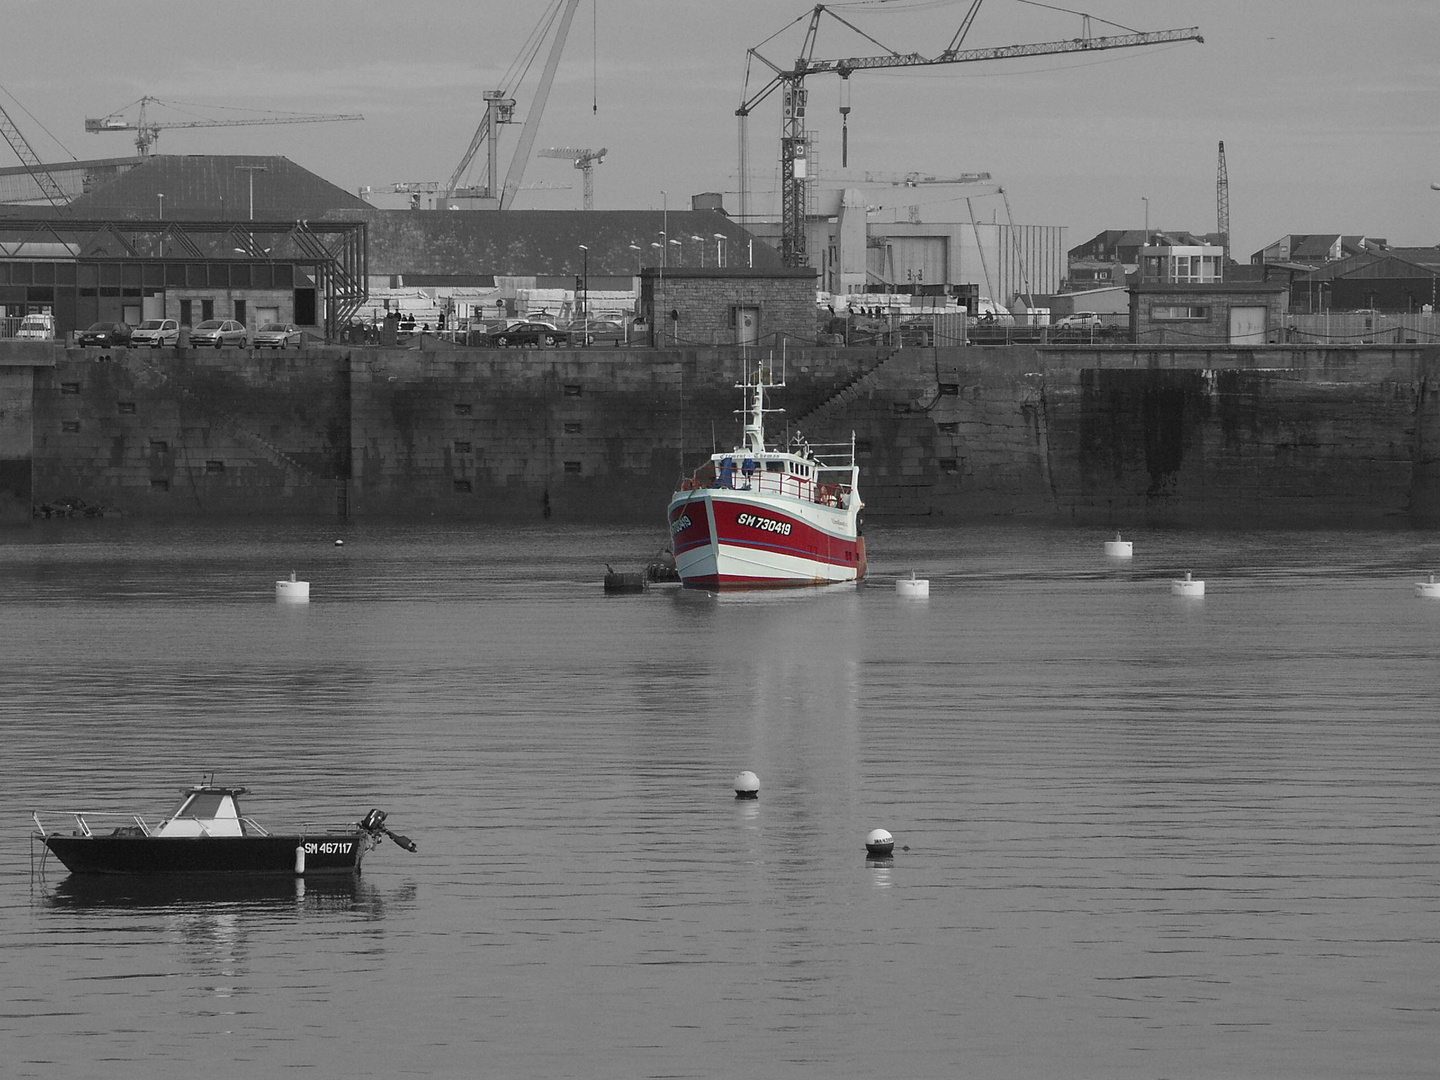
[
  {"left": 736, "top": 513, "right": 791, "bottom": 536},
  {"left": 670, "top": 514, "right": 692, "bottom": 535},
  {"left": 303, "top": 842, "right": 353, "bottom": 855}
]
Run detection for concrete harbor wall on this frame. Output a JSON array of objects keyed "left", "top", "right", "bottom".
[{"left": 4, "top": 341, "right": 1438, "bottom": 527}]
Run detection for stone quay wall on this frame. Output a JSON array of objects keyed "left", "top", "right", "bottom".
[{"left": 4, "top": 340, "right": 1438, "bottom": 528}]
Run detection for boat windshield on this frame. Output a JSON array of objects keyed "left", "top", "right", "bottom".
[{"left": 174, "top": 791, "right": 228, "bottom": 818}]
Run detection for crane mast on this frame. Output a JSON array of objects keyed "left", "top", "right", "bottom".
[
  {"left": 738, "top": 2, "right": 1204, "bottom": 267},
  {"left": 444, "top": 0, "right": 581, "bottom": 209},
  {"left": 0, "top": 103, "right": 67, "bottom": 206},
  {"left": 1216, "top": 140, "right": 1230, "bottom": 268}
]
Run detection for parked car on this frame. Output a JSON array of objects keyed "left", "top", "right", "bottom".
[
  {"left": 76, "top": 321, "right": 133, "bottom": 348},
  {"left": 567, "top": 318, "right": 629, "bottom": 346},
  {"left": 190, "top": 319, "right": 247, "bottom": 348},
  {"left": 253, "top": 322, "right": 304, "bottom": 349},
  {"left": 130, "top": 318, "right": 180, "bottom": 348},
  {"left": 1054, "top": 311, "right": 1102, "bottom": 329},
  {"left": 486, "top": 320, "right": 568, "bottom": 347},
  {"left": 16, "top": 312, "right": 54, "bottom": 340}
]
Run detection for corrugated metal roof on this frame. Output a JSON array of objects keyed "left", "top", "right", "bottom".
[
  {"left": 342, "top": 207, "right": 781, "bottom": 278},
  {"left": 62, "top": 154, "right": 369, "bottom": 220}
]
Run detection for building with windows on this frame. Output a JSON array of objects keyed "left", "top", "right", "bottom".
[{"left": 1130, "top": 281, "right": 1287, "bottom": 344}]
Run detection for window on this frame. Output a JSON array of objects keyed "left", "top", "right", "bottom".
[
  {"left": 61, "top": 420, "right": 80, "bottom": 433},
  {"left": 563, "top": 461, "right": 582, "bottom": 473},
  {"left": 150, "top": 439, "right": 169, "bottom": 453},
  {"left": 60, "top": 382, "right": 80, "bottom": 395},
  {"left": 233, "top": 299, "right": 246, "bottom": 325},
  {"left": 454, "top": 440, "right": 472, "bottom": 453},
  {"left": 563, "top": 422, "right": 582, "bottom": 434},
  {"left": 563, "top": 384, "right": 583, "bottom": 397},
  {"left": 201, "top": 299, "right": 214, "bottom": 322},
  {"left": 453, "top": 479, "right": 473, "bottom": 493},
  {"left": 938, "top": 383, "right": 959, "bottom": 396},
  {"left": 205, "top": 460, "right": 225, "bottom": 473},
  {"left": 453, "top": 403, "right": 472, "bottom": 417},
  {"left": 118, "top": 402, "right": 136, "bottom": 414},
  {"left": 179, "top": 299, "right": 192, "bottom": 326},
  {"left": 150, "top": 479, "right": 169, "bottom": 492},
  {"left": 1151, "top": 305, "right": 1209, "bottom": 321}
]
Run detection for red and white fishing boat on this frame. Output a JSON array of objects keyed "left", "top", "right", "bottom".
[{"left": 667, "top": 365, "right": 866, "bottom": 589}]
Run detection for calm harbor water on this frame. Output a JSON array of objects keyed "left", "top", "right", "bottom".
[{"left": 2, "top": 519, "right": 1438, "bottom": 1079}]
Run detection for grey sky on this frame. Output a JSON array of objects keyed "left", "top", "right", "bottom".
[{"left": 5, "top": 0, "right": 1437, "bottom": 255}]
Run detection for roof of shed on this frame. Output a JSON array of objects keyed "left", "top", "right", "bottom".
[
  {"left": 341, "top": 208, "right": 782, "bottom": 277},
  {"left": 61, "top": 154, "right": 369, "bottom": 220}
]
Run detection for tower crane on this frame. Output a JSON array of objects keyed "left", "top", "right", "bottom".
[
  {"left": 0, "top": 99, "right": 68, "bottom": 206},
  {"left": 85, "top": 96, "right": 363, "bottom": 157},
  {"left": 1216, "top": 140, "right": 1230, "bottom": 268},
  {"left": 539, "top": 146, "right": 607, "bottom": 209},
  {"left": 359, "top": 181, "right": 440, "bottom": 209},
  {"left": 737, "top": 1, "right": 1204, "bottom": 267},
  {"left": 444, "top": 0, "right": 581, "bottom": 209}
]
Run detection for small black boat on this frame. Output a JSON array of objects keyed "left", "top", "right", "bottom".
[{"left": 33, "top": 780, "right": 416, "bottom": 878}]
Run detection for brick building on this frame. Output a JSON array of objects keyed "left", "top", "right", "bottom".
[
  {"left": 639, "top": 266, "right": 818, "bottom": 347},
  {"left": 1130, "top": 281, "right": 1288, "bottom": 345}
]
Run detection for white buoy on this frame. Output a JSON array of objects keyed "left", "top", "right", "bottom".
[
  {"left": 896, "top": 571, "right": 929, "bottom": 597},
  {"left": 276, "top": 570, "right": 310, "bottom": 603},
  {"left": 733, "top": 771, "right": 760, "bottom": 799},
  {"left": 1104, "top": 531, "right": 1134, "bottom": 558},
  {"left": 864, "top": 828, "right": 894, "bottom": 857},
  {"left": 1171, "top": 570, "right": 1204, "bottom": 597},
  {"left": 334, "top": 539, "right": 344, "bottom": 547},
  {"left": 1416, "top": 572, "right": 1440, "bottom": 598}
]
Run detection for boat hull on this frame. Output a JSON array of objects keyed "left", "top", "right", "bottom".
[
  {"left": 44, "top": 832, "right": 371, "bottom": 877},
  {"left": 668, "top": 490, "right": 866, "bottom": 589}
]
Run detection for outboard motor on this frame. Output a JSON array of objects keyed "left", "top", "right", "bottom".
[{"left": 358, "top": 808, "right": 417, "bottom": 853}]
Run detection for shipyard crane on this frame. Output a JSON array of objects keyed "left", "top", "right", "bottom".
[
  {"left": 359, "top": 181, "right": 440, "bottom": 209},
  {"left": 85, "top": 96, "right": 363, "bottom": 157},
  {"left": 0, "top": 99, "right": 68, "bottom": 206},
  {"left": 444, "top": 0, "right": 581, "bottom": 209},
  {"left": 1216, "top": 140, "right": 1230, "bottom": 267},
  {"left": 737, "top": 1, "right": 1204, "bottom": 266},
  {"left": 539, "top": 146, "right": 606, "bottom": 209}
]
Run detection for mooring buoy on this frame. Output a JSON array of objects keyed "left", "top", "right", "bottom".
[
  {"left": 1104, "top": 532, "right": 1133, "bottom": 558},
  {"left": 1171, "top": 570, "right": 1204, "bottom": 597},
  {"left": 865, "top": 828, "right": 895, "bottom": 857},
  {"left": 276, "top": 571, "right": 310, "bottom": 603},
  {"left": 733, "top": 771, "right": 760, "bottom": 799},
  {"left": 896, "top": 571, "right": 929, "bottom": 598}
]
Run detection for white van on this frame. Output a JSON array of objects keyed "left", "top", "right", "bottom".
[{"left": 17, "top": 313, "right": 55, "bottom": 340}]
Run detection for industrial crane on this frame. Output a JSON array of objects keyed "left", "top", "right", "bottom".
[
  {"left": 737, "top": 1, "right": 1205, "bottom": 267},
  {"left": 359, "top": 181, "right": 440, "bottom": 209},
  {"left": 539, "top": 146, "right": 606, "bottom": 209},
  {"left": 85, "top": 96, "right": 363, "bottom": 157},
  {"left": 0, "top": 98, "right": 67, "bottom": 206},
  {"left": 444, "top": 0, "right": 580, "bottom": 209},
  {"left": 1216, "top": 141, "right": 1230, "bottom": 267}
]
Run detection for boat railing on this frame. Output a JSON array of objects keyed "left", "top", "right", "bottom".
[
  {"left": 31, "top": 810, "right": 152, "bottom": 837},
  {"left": 680, "top": 466, "right": 854, "bottom": 508}
]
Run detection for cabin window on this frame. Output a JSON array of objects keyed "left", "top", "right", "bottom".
[
  {"left": 765, "top": 461, "right": 784, "bottom": 472},
  {"left": 179, "top": 791, "right": 228, "bottom": 818}
]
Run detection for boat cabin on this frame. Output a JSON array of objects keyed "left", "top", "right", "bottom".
[{"left": 155, "top": 785, "right": 250, "bottom": 838}]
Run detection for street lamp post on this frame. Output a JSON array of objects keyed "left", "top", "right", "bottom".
[
  {"left": 237, "top": 165, "right": 268, "bottom": 221},
  {"left": 157, "top": 193, "right": 164, "bottom": 220},
  {"left": 1141, "top": 195, "right": 1149, "bottom": 240},
  {"left": 691, "top": 235, "right": 705, "bottom": 266},
  {"left": 713, "top": 233, "right": 727, "bottom": 268},
  {"left": 629, "top": 243, "right": 641, "bottom": 275},
  {"left": 578, "top": 245, "right": 589, "bottom": 329},
  {"left": 669, "top": 238, "right": 682, "bottom": 266}
]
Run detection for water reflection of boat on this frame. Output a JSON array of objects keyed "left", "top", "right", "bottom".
[
  {"left": 33, "top": 779, "right": 417, "bottom": 878},
  {"left": 45, "top": 872, "right": 362, "bottom": 911}
]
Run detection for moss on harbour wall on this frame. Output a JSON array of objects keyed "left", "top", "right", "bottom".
[{"left": 5, "top": 341, "right": 1439, "bottom": 527}]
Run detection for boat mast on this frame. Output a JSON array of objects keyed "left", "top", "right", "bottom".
[{"left": 738, "top": 361, "right": 784, "bottom": 456}]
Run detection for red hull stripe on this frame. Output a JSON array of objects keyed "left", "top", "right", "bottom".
[{"left": 709, "top": 500, "right": 859, "bottom": 570}]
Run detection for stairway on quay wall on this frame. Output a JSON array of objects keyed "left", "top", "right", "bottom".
[{"left": 5, "top": 340, "right": 1439, "bottom": 527}]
